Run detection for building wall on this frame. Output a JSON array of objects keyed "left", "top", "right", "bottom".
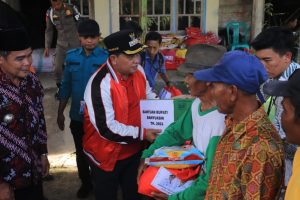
[
  {"left": 219, "top": 0, "right": 253, "bottom": 28},
  {"left": 94, "top": 0, "right": 263, "bottom": 39},
  {"left": 94, "top": 0, "right": 119, "bottom": 37},
  {"left": 205, "top": 0, "right": 219, "bottom": 33},
  {"left": 95, "top": 0, "right": 220, "bottom": 36}
]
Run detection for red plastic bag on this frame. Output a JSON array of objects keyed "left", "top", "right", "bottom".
[
  {"left": 159, "top": 86, "right": 182, "bottom": 99},
  {"left": 186, "top": 27, "right": 201, "bottom": 37},
  {"left": 184, "top": 28, "right": 221, "bottom": 47},
  {"left": 138, "top": 166, "right": 200, "bottom": 197},
  {"left": 164, "top": 86, "right": 182, "bottom": 97},
  {"left": 138, "top": 166, "right": 161, "bottom": 196}
]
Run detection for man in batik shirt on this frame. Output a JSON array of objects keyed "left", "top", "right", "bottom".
[
  {"left": 194, "top": 50, "right": 285, "bottom": 199},
  {"left": 0, "top": 2, "right": 49, "bottom": 200}
]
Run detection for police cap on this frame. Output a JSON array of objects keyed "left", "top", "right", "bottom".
[
  {"left": 77, "top": 19, "right": 100, "bottom": 37},
  {"left": 104, "top": 30, "right": 146, "bottom": 55}
]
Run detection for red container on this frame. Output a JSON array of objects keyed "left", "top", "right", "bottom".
[
  {"left": 161, "top": 49, "right": 178, "bottom": 70},
  {"left": 186, "top": 27, "right": 201, "bottom": 37},
  {"left": 175, "top": 57, "right": 185, "bottom": 66},
  {"left": 184, "top": 32, "right": 221, "bottom": 47}
]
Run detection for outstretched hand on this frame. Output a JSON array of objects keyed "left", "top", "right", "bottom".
[
  {"left": 145, "top": 129, "right": 161, "bottom": 142},
  {"left": 137, "top": 159, "right": 147, "bottom": 184},
  {"left": 43, "top": 48, "right": 49, "bottom": 57},
  {"left": 41, "top": 155, "right": 50, "bottom": 178},
  {"left": 152, "top": 192, "right": 168, "bottom": 200},
  {"left": 0, "top": 182, "right": 14, "bottom": 200},
  {"left": 57, "top": 113, "right": 65, "bottom": 131}
]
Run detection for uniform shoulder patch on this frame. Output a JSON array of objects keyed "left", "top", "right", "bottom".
[
  {"left": 94, "top": 47, "right": 108, "bottom": 55},
  {"left": 66, "top": 48, "right": 80, "bottom": 55},
  {"left": 46, "top": 8, "right": 51, "bottom": 16}
]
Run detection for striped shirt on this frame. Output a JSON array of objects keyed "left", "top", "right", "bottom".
[{"left": 274, "top": 62, "right": 300, "bottom": 138}]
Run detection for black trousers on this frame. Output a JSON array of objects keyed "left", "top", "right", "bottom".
[
  {"left": 90, "top": 152, "right": 142, "bottom": 200},
  {"left": 14, "top": 182, "right": 43, "bottom": 200},
  {"left": 70, "top": 120, "right": 91, "bottom": 185}
]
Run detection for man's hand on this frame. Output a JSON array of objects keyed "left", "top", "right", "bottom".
[
  {"left": 43, "top": 48, "right": 49, "bottom": 57},
  {"left": 145, "top": 129, "right": 161, "bottom": 142},
  {"left": 137, "top": 159, "right": 147, "bottom": 184},
  {"left": 152, "top": 192, "right": 168, "bottom": 200},
  {"left": 166, "top": 81, "right": 173, "bottom": 88},
  {"left": 0, "top": 182, "right": 14, "bottom": 200},
  {"left": 41, "top": 155, "right": 50, "bottom": 178},
  {"left": 57, "top": 113, "right": 65, "bottom": 131}
]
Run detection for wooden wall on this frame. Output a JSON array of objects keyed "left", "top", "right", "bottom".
[{"left": 218, "top": 0, "right": 253, "bottom": 28}]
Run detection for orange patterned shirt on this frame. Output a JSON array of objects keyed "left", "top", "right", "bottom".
[{"left": 205, "top": 106, "right": 284, "bottom": 200}]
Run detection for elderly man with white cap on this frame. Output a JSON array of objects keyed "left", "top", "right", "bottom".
[{"left": 137, "top": 44, "right": 227, "bottom": 200}]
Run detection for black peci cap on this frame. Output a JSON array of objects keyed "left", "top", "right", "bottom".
[
  {"left": 263, "top": 69, "right": 300, "bottom": 100},
  {"left": 0, "top": 29, "right": 30, "bottom": 51},
  {"left": 0, "top": 2, "right": 30, "bottom": 51},
  {"left": 263, "top": 69, "right": 300, "bottom": 116},
  {"left": 77, "top": 19, "right": 100, "bottom": 37},
  {"left": 103, "top": 30, "right": 146, "bottom": 55}
]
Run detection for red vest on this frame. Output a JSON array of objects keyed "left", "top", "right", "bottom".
[{"left": 83, "top": 64, "right": 147, "bottom": 171}]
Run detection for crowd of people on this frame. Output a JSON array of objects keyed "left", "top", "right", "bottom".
[{"left": 0, "top": 0, "right": 300, "bottom": 200}]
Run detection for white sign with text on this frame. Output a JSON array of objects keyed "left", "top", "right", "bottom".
[{"left": 140, "top": 100, "right": 174, "bottom": 132}]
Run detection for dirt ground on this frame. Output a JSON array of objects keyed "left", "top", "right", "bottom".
[
  {"left": 40, "top": 73, "right": 93, "bottom": 200},
  {"left": 43, "top": 167, "right": 95, "bottom": 200},
  {"left": 40, "top": 73, "right": 122, "bottom": 200}
]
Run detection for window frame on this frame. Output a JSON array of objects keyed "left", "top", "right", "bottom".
[
  {"left": 146, "top": 0, "right": 172, "bottom": 33},
  {"left": 119, "top": 0, "right": 204, "bottom": 34},
  {"left": 176, "top": 0, "right": 202, "bottom": 31},
  {"left": 67, "top": 0, "right": 90, "bottom": 18},
  {"left": 119, "top": 0, "right": 141, "bottom": 23}
]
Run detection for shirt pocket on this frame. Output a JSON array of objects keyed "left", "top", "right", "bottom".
[
  {"left": 52, "top": 14, "right": 61, "bottom": 27},
  {"left": 64, "top": 14, "right": 75, "bottom": 25},
  {"left": 69, "top": 65, "right": 82, "bottom": 82}
]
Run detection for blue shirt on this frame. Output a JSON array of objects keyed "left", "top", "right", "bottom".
[
  {"left": 59, "top": 47, "right": 108, "bottom": 121},
  {"left": 143, "top": 51, "right": 166, "bottom": 89}
]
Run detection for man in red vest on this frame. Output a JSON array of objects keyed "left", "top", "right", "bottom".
[{"left": 83, "top": 30, "right": 160, "bottom": 200}]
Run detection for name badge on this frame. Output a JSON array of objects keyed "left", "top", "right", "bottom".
[
  {"left": 79, "top": 101, "right": 85, "bottom": 115},
  {"left": 3, "top": 114, "right": 14, "bottom": 124}
]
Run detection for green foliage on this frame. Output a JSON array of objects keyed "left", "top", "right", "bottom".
[{"left": 264, "top": 0, "right": 275, "bottom": 28}]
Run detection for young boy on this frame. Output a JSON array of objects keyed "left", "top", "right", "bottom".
[
  {"left": 57, "top": 19, "right": 108, "bottom": 198},
  {"left": 137, "top": 44, "right": 226, "bottom": 200},
  {"left": 141, "top": 31, "right": 170, "bottom": 91},
  {"left": 263, "top": 69, "right": 300, "bottom": 200},
  {"left": 251, "top": 27, "right": 300, "bottom": 188}
]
